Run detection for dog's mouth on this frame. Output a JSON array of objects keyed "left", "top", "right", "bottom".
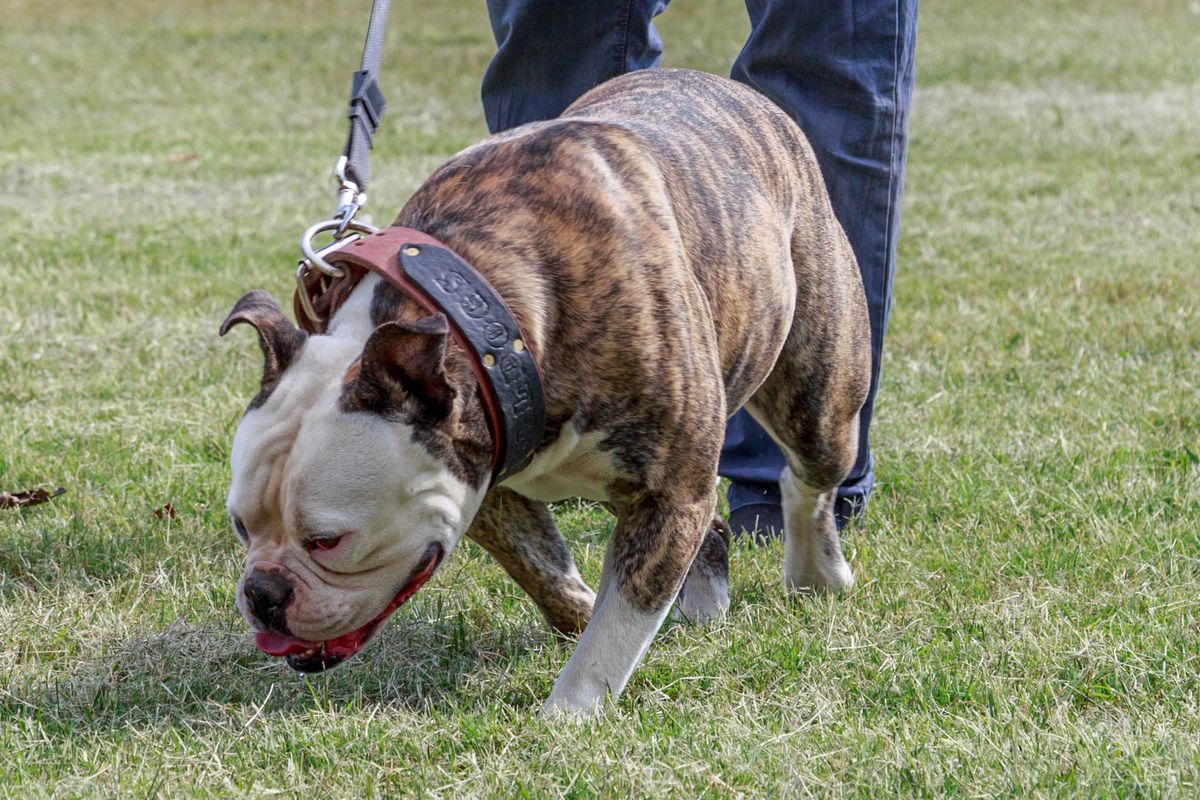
[{"left": 252, "top": 542, "right": 443, "bottom": 673}]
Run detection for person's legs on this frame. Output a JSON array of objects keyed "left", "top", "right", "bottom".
[
  {"left": 720, "top": 0, "right": 918, "bottom": 533},
  {"left": 482, "top": 0, "right": 670, "bottom": 134}
]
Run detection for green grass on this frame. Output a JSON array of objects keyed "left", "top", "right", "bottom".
[{"left": 2, "top": 0, "right": 1198, "bottom": 796}]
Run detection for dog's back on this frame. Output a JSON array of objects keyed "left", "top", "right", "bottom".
[
  {"left": 396, "top": 68, "right": 865, "bottom": 419},
  {"left": 565, "top": 69, "right": 866, "bottom": 411}
]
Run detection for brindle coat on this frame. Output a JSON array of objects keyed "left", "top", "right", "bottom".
[
  {"left": 390, "top": 68, "right": 867, "bottom": 613},
  {"left": 226, "top": 68, "right": 870, "bottom": 711}
]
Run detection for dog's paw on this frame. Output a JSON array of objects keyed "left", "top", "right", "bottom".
[
  {"left": 674, "top": 516, "right": 731, "bottom": 624},
  {"left": 673, "top": 572, "right": 730, "bottom": 623},
  {"left": 784, "top": 560, "right": 854, "bottom": 595},
  {"left": 542, "top": 687, "right": 606, "bottom": 719}
]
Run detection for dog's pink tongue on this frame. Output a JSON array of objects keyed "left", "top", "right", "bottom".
[{"left": 255, "top": 631, "right": 317, "bottom": 657}]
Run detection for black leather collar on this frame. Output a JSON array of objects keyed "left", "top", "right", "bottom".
[
  {"left": 399, "top": 242, "right": 546, "bottom": 483},
  {"left": 299, "top": 227, "right": 546, "bottom": 485}
]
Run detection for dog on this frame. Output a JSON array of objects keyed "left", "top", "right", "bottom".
[{"left": 221, "top": 68, "right": 870, "bottom": 713}]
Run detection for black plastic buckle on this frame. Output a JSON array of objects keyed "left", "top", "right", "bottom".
[{"left": 347, "top": 70, "right": 386, "bottom": 138}]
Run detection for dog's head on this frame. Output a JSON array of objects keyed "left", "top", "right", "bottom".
[{"left": 220, "top": 290, "right": 488, "bottom": 672}]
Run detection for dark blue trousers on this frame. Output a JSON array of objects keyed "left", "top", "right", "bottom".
[{"left": 483, "top": 0, "right": 917, "bottom": 521}]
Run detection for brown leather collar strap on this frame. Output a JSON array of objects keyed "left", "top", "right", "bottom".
[{"left": 294, "top": 226, "right": 546, "bottom": 485}]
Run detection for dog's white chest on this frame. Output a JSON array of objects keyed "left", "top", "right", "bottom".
[{"left": 500, "top": 424, "right": 615, "bottom": 503}]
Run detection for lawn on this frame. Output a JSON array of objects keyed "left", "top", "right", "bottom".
[{"left": 1, "top": 0, "right": 1198, "bottom": 796}]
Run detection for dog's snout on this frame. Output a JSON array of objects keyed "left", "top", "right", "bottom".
[{"left": 243, "top": 570, "right": 295, "bottom": 633}]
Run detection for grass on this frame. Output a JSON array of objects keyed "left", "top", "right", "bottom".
[{"left": 1, "top": 0, "right": 1198, "bottom": 795}]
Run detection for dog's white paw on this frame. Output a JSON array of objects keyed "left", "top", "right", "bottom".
[
  {"left": 673, "top": 572, "right": 730, "bottom": 623},
  {"left": 673, "top": 516, "right": 731, "bottom": 623},
  {"left": 541, "top": 694, "right": 603, "bottom": 720},
  {"left": 784, "top": 557, "right": 854, "bottom": 595},
  {"left": 542, "top": 676, "right": 609, "bottom": 718}
]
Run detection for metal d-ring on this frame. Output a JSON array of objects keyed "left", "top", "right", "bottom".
[
  {"left": 295, "top": 217, "right": 380, "bottom": 327},
  {"left": 299, "top": 217, "right": 379, "bottom": 278}
]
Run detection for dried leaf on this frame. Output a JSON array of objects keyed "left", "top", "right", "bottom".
[
  {"left": 152, "top": 503, "right": 177, "bottom": 520},
  {"left": 0, "top": 486, "right": 66, "bottom": 509}
]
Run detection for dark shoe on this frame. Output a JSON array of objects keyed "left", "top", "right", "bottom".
[
  {"left": 728, "top": 502, "right": 784, "bottom": 543},
  {"left": 726, "top": 481, "right": 782, "bottom": 543},
  {"left": 833, "top": 494, "right": 865, "bottom": 531}
]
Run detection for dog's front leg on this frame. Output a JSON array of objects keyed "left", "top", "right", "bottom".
[
  {"left": 544, "top": 492, "right": 712, "bottom": 714},
  {"left": 467, "top": 488, "right": 595, "bottom": 636}
]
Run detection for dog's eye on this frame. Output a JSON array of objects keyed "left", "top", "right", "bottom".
[
  {"left": 308, "top": 532, "right": 348, "bottom": 552},
  {"left": 232, "top": 517, "right": 249, "bottom": 543}
]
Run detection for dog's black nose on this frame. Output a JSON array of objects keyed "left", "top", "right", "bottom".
[{"left": 243, "top": 570, "right": 295, "bottom": 633}]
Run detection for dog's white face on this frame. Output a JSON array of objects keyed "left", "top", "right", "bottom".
[{"left": 222, "top": 291, "right": 487, "bottom": 672}]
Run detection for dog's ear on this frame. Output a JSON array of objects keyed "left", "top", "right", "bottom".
[
  {"left": 219, "top": 290, "right": 307, "bottom": 393},
  {"left": 345, "top": 314, "right": 455, "bottom": 421}
]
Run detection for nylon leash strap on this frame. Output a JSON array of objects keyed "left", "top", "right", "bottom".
[
  {"left": 337, "top": 0, "right": 389, "bottom": 213},
  {"left": 295, "top": 0, "right": 391, "bottom": 328}
]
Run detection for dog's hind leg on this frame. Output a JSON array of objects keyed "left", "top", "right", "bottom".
[
  {"left": 742, "top": 399, "right": 859, "bottom": 595},
  {"left": 737, "top": 206, "right": 872, "bottom": 594},
  {"left": 673, "top": 515, "right": 731, "bottom": 624},
  {"left": 745, "top": 355, "right": 866, "bottom": 594},
  {"left": 743, "top": 227, "right": 871, "bottom": 594},
  {"left": 467, "top": 488, "right": 595, "bottom": 636},
  {"left": 779, "top": 460, "right": 854, "bottom": 593}
]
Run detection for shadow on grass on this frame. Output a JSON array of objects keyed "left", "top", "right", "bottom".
[
  {"left": 4, "top": 613, "right": 555, "bottom": 734},
  {"left": 0, "top": 512, "right": 239, "bottom": 602}
]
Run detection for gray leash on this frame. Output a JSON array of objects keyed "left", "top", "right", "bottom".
[
  {"left": 296, "top": 0, "right": 391, "bottom": 321},
  {"left": 337, "top": 0, "right": 389, "bottom": 220}
]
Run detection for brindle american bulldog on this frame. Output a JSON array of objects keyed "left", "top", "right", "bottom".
[{"left": 221, "top": 68, "right": 870, "bottom": 714}]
